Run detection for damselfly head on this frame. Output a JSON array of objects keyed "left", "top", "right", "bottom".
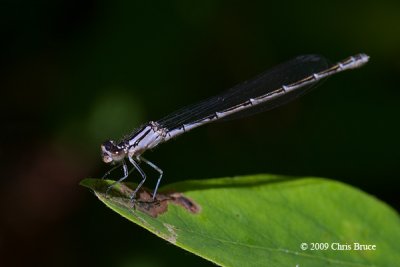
[{"left": 101, "top": 140, "right": 126, "bottom": 164}]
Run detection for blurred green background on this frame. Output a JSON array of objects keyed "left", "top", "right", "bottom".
[{"left": 1, "top": 0, "right": 399, "bottom": 266}]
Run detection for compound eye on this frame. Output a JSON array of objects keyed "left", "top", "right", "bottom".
[{"left": 102, "top": 140, "right": 114, "bottom": 151}]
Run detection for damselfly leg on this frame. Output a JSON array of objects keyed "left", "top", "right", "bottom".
[
  {"left": 128, "top": 157, "right": 147, "bottom": 202},
  {"left": 102, "top": 163, "right": 122, "bottom": 180},
  {"left": 138, "top": 156, "right": 163, "bottom": 200},
  {"left": 102, "top": 157, "right": 162, "bottom": 202},
  {"left": 104, "top": 160, "right": 136, "bottom": 196}
]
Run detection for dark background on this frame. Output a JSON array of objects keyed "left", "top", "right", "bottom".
[{"left": 1, "top": 0, "right": 399, "bottom": 266}]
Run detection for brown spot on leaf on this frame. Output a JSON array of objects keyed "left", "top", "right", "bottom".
[
  {"left": 169, "top": 192, "right": 201, "bottom": 214},
  {"left": 96, "top": 182, "right": 200, "bottom": 218},
  {"left": 134, "top": 189, "right": 201, "bottom": 217}
]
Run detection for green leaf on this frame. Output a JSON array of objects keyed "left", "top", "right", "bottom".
[{"left": 80, "top": 175, "right": 400, "bottom": 266}]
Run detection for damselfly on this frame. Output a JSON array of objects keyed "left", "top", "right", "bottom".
[{"left": 101, "top": 53, "right": 369, "bottom": 200}]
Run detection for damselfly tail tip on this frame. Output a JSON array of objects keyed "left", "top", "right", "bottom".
[{"left": 353, "top": 53, "right": 370, "bottom": 68}]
